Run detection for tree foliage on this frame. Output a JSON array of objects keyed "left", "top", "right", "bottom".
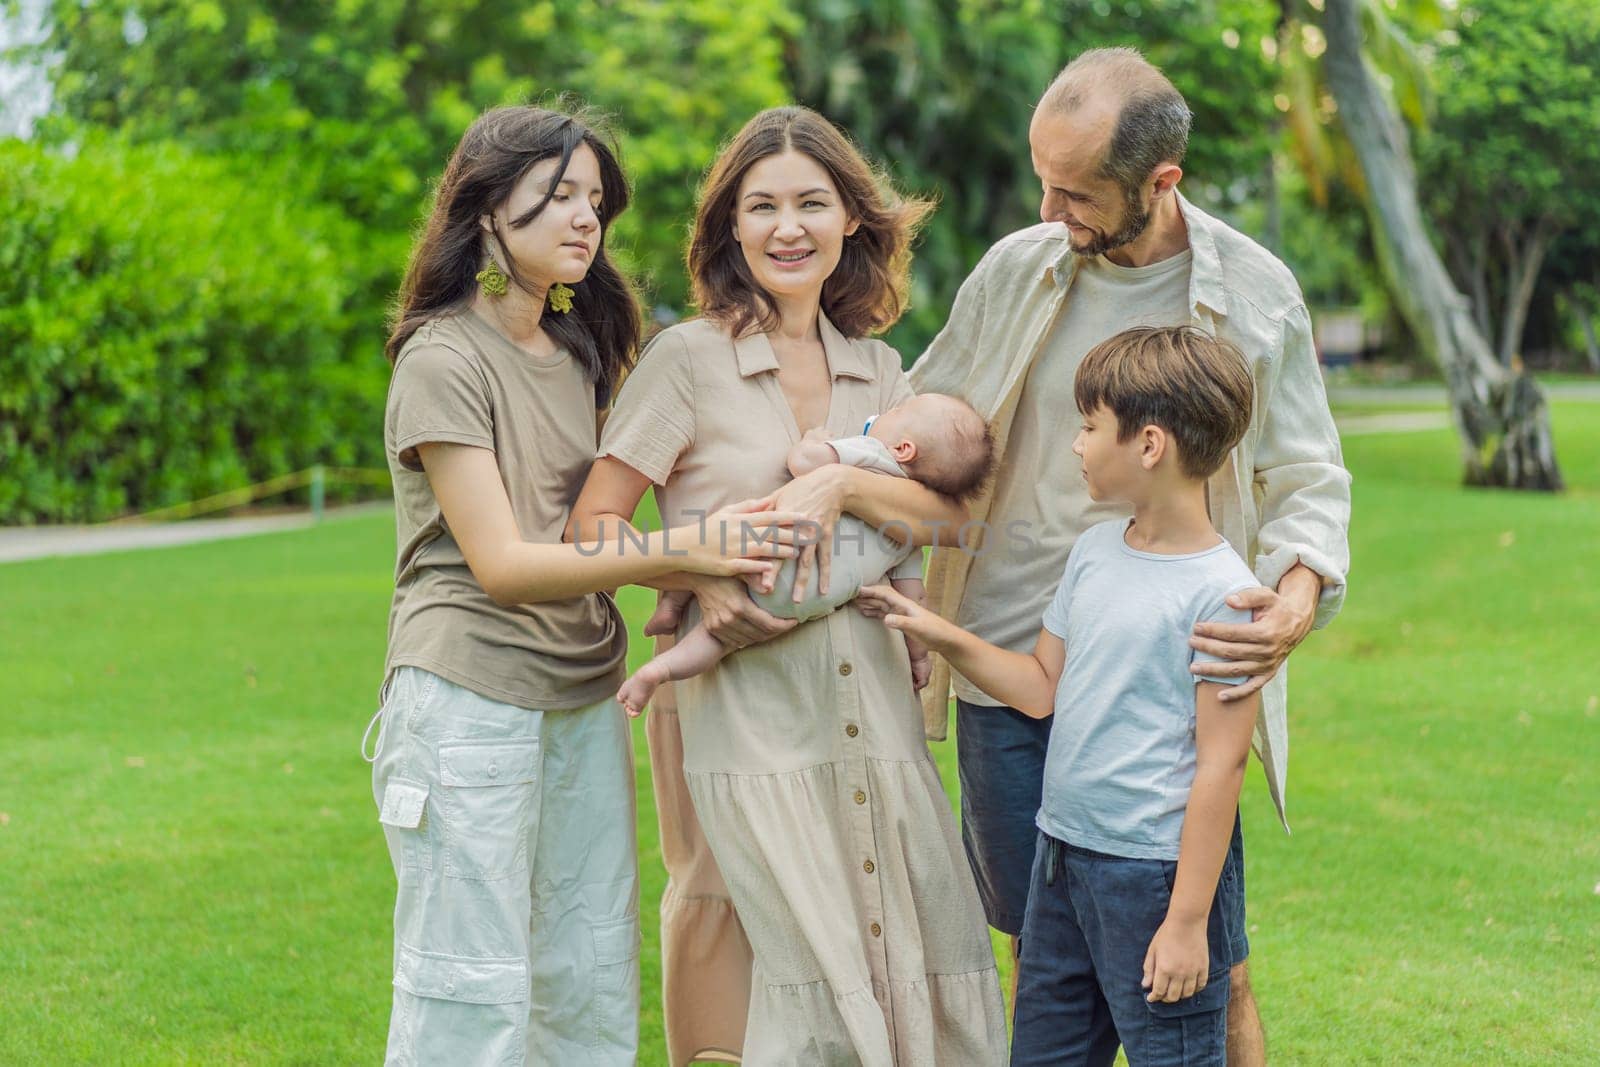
[
  {"left": 25, "top": 0, "right": 794, "bottom": 308},
  {"left": 1419, "top": 0, "right": 1600, "bottom": 366},
  {"left": 0, "top": 137, "right": 377, "bottom": 522},
  {"left": 9, "top": 0, "right": 1585, "bottom": 517},
  {"left": 787, "top": 0, "right": 1280, "bottom": 355}
]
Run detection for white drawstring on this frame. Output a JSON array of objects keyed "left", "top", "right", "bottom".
[
  {"left": 362, "top": 676, "right": 394, "bottom": 764},
  {"left": 361, "top": 705, "right": 386, "bottom": 764}
]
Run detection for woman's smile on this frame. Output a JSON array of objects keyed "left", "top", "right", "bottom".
[{"left": 767, "top": 248, "right": 815, "bottom": 266}]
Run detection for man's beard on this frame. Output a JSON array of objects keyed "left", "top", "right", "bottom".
[{"left": 1070, "top": 187, "right": 1151, "bottom": 258}]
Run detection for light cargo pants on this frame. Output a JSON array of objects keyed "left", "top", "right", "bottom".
[{"left": 369, "top": 667, "right": 640, "bottom": 1066}]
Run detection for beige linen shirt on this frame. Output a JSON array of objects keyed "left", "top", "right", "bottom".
[
  {"left": 909, "top": 191, "right": 1353, "bottom": 828},
  {"left": 953, "top": 248, "right": 1192, "bottom": 704}
]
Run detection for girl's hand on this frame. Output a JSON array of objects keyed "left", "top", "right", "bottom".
[
  {"left": 670, "top": 496, "right": 804, "bottom": 578},
  {"left": 855, "top": 584, "right": 955, "bottom": 653}
]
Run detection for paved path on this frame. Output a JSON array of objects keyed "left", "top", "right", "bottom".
[
  {"left": 5, "top": 382, "right": 1595, "bottom": 564},
  {"left": 1334, "top": 411, "right": 1450, "bottom": 436},
  {"left": 0, "top": 503, "right": 387, "bottom": 564},
  {"left": 1327, "top": 381, "right": 1600, "bottom": 406}
]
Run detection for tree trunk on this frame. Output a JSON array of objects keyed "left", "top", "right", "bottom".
[
  {"left": 1321, "top": 0, "right": 1562, "bottom": 490},
  {"left": 1576, "top": 292, "right": 1600, "bottom": 373},
  {"left": 1496, "top": 216, "right": 1559, "bottom": 367}
]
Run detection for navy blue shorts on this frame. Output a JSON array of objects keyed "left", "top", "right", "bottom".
[
  {"left": 1010, "top": 832, "right": 1247, "bottom": 1067},
  {"left": 955, "top": 698, "right": 1249, "bottom": 962}
]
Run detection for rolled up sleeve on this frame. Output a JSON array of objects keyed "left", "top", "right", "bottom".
[
  {"left": 1253, "top": 304, "right": 1353, "bottom": 629},
  {"left": 597, "top": 330, "right": 696, "bottom": 485}
]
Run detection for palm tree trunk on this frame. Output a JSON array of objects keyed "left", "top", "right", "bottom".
[
  {"left": 1496, "top": 216, "right": 1559, "bottom": 367},
  {"left": 1576, "top": 294, "right": 1600, "bottom": 374},
  {"left": 1321, "top": 0, "right": 1562, "bottom": 489}
]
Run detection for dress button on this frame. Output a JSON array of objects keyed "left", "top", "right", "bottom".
[
  {"left": 863, "top": 859, "right": 875, "bottom": 874},
  {"left": 487, "top": 765, "right": 499, "bottom": 779},
  {"left": 853, "top": 790, "right": 866, "bottom": 805},
  {"left": 445, "top": 981, "right": 456, "bottom": 995},
  {"left": 869, "top": 922, "right": 882, "bottom": 937},
  {"left": 845, "top": 724, "right": 859, "bottom": 738},
  {"left": 838, "top": 662, "right": 853, "bottom": 676}
]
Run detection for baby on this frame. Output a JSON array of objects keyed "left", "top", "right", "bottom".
[{"left": 619, "top": 392, "right": 994, "bottom": 716}]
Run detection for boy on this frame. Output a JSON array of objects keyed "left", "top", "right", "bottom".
[{"left": 857, "top": 326, "right": 1261, "bottom": 1066}]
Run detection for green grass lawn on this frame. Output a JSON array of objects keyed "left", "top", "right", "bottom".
[{"left": 3, "top": 404, "right": 1597, "bottom": 1064}]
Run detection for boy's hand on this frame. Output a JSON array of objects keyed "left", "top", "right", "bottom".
[
  {"left": 855, "top": 584, "right": 954, "bottom": 653},
  {"left": 1142, "top": 916, "right": 1210, "bottom": 1003}
]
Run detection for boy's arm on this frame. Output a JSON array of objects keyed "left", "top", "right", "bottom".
[
  {"left": 1142, "top": 681, "right": 1260, "bottom": 1003},
  {"left": 855, "top": 584, "right": 1063, "bottom": 717}
]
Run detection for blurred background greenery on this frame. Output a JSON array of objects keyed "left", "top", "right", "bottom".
[{"left": 2, "top": 0, "right": 1597, "bottom": 521}]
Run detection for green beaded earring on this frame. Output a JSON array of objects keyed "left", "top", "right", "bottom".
[
  {"left": 548, "top": 283, "right": 575, "bottom": 314},
  {"left": 475, "top": 260, "right": 509, "bottom": 297}
]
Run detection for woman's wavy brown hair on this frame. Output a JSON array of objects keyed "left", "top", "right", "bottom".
[
  {"left": 385, "top": 105, "right": 640, "bottom": 406},
  {"left": 688, "top": 106, "right": 933, "bottom": 339}
]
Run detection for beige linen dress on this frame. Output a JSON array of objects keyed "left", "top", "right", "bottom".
[{"left": 601, "top": 315, "right": 1007, "bottom": 1066}]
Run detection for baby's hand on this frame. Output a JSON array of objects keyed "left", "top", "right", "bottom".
[
  {"left": 739, "top": 562, "right": 779, "bottom": 596},
  {"left": 907, "top": 644, "right": 933, "bottom": 691}
]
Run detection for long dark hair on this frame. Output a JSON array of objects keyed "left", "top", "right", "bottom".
[
  {"left": 387, "top": 105, "right": 640, "bottom": 405},
  {"left": 688, "top": 106, "right": 932, "bottom": 339}
]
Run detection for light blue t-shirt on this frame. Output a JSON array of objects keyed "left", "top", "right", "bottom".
[{"left": 1038, "top": 518, "right": 1258, "bottom": 861}]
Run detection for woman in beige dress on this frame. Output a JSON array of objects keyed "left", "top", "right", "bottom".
[{"left": 572, "top": 107, "right": 1008, "bottom": 1065}]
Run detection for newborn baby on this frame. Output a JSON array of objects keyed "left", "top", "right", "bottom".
[{"left": 619, "top": 392, "right": 994, "bottom": 716}]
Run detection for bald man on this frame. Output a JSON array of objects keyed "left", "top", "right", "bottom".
[{"left": 909, "top": 48, "right": 1352, "bottom": 1065}]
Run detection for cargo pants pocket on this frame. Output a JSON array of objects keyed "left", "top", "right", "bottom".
[
  {"left": 388, "top": 942, "right": 528, "bottom": 1067},
  {"left": 438, "top": 739, "right": 541, "bottom": 881},
  {"left": 1141, "top": 973, "right": 1230, "bottom": 1067},
  {"left": 589, "top": 915, "right": 641, "bottom": 1056}
]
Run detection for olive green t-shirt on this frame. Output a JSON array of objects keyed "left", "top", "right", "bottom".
[{"left": 383, "top": 307, "right": 627, "bottom": 710}]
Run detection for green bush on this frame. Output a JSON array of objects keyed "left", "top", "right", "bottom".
[{"left": 0, "top": 137, "right": 390, "bottom": 523}]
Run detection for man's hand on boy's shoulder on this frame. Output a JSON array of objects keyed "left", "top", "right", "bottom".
[{"left": 1189, "top": 565, "right": 1320, "bottom": 701}]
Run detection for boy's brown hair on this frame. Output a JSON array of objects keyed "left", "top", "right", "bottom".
[{"left": 1073, "top": 326, "right": 1253, "bottom": 479}]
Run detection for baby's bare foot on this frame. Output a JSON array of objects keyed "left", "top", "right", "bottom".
[{"left": 618, "top": 660, "right": 671, "bottom": 718}]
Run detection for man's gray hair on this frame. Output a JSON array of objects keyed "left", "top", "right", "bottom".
[{"left": 1040, "top": 47, "right": 1192, "bottom": 196}]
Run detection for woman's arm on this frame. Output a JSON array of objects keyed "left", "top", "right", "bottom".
[
  {"left": 570, "top": 454, "right": 799, "bottom": 648},
  {"left": 566, "top": 452, "right": 657, "bottom": 554},
  {"left": 769, "top": 464, "right": 970, "bottom": 601},
  {"left": 424, "top": 443, "right": 795, "bottom": 604},
  {"left": 838, "top": 465, "right": 970, "bottom": 544}
]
